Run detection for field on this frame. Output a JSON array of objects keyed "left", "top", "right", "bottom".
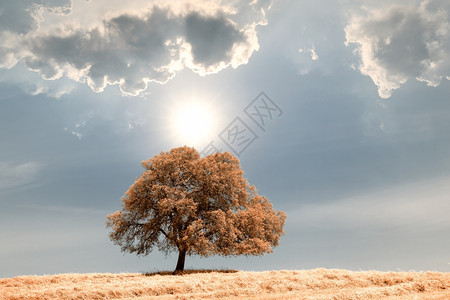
[{"left": 1, "top": 268, "right": 449, "bottom": 299}]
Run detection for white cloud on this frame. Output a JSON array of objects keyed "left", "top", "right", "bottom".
[
  {"left": 298, "top": 46, "right": 319, "bottom": 61},
  {"left": 64, "top": 127, "right": 83, "bottom": 140},
  {"left": 63, "top": 111, "right": 96, "bottom": 140},
  {"left": 0, "top": 161, "right": 43, "bottom": 190},
  {"left": 310, "top": 47, "right": 319, "bottom": 61},
  {"left": 0, "top": 0, "right": 72, "bottom": 35},
  {"left": 0, "top": 63, "right": 75, "bottom": 98},
  {"left": 345, "top": 0, "right": 450, "bottom": 98},
  {"left": 297, "top": 45, "right": 320, "bottom": 75},
  {"left": 290, "top": 176, "right": 450, "bottom": 232},
  {"left": 0, "top": 0, "right": 271, "bottom": 96}
]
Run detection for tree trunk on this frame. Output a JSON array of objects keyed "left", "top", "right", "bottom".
[{"left": 174, "top": 249, "right": 186, "bottom": 273}]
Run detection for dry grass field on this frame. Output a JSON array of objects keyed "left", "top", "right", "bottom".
[{"left": 1, "top": 268, "right": 449, "bottom": 299}]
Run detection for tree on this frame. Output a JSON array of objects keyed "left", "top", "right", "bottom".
[{"left": 106, "top": 146, "right": 286, "bottom": 272}]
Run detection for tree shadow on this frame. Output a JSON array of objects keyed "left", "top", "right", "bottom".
[{"left": 143, "top": 269, "right": 239, "bottom": 276}]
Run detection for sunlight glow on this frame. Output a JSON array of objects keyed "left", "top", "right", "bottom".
[{"left": 170, "top": 101, "right": 216, "bottom": 146}]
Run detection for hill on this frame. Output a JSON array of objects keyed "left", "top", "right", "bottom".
[{"left": 1, "top": 268, "right": 449, "bottom": 299}]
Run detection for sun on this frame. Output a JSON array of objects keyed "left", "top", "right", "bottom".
[{"left": 170, "top": 100, "right": 216, "bottom": 147}]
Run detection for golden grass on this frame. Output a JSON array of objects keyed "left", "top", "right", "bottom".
[{"left": 1, "top": 268, "right": 448, "bottom": 299}]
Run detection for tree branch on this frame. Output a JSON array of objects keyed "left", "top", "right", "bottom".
[{"left": 159, "top": 228, "right": 169, "bottom": 238}]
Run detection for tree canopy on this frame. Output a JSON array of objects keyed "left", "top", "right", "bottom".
[{"left": 106, "top": 146, "right": 286, "bottom": 272}]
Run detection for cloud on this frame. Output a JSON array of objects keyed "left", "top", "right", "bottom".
[
  {"left": 345, "top": 0, "right": 450, "bottom": 98},
  {"left": 296, "top": 45, "right": 320, "bottom": 75},
  {"left": 0, "top": 0, "right": 73, "bottom": 68},
  {"left": 298, "top": 46, "right": 319, "bottom": 61},
  {"left": 290, "top": 176, "right": 450, "bottom": 232},
  {"left": 0, "top": 64, "right": 75, "bottom": 98},
  {"left": 0, "top": 0, "right": 72, "bottom": 35},
  {"left": 63, "top": 111, "right": 96, "bottom": 140},
  {"left": 0, "top": 161, "right": 43, "bottom": 190},
  {"left": 0, "top": 0, "right": 271, "bottom": 96},
  {"left": 309, "top": 48, "right": 319, "bottom": 61}
]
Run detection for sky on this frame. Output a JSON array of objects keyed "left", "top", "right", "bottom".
[{"left": 1, "top": 0, "right": 450, "bottom": 278}]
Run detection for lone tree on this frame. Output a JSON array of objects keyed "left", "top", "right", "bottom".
[{"left": 106, "top": 146, "right": 286, "bottom": 272}]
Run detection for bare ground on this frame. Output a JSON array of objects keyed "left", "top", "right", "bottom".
[{"left": 0, "top": 268, "right": 449, "bottom": 299}]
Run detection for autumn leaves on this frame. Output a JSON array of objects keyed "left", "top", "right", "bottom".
[{"left": 107, "top": 146, "right": 285, "bottom": 271}]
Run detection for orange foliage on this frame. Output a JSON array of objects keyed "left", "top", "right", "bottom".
[{"left": 106, "top": 146, "right": 286, "bottom": 271}]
